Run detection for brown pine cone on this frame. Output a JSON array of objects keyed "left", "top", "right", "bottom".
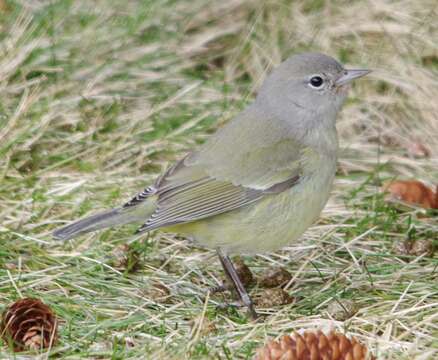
[
  {"left": 258, "top": 267, "right": 293, "bottom": 288},
  {"left": 0, "top": 298, "right": 58, "bottom": 352},
  {"left": 111, "top": 243, "right": 142, "bottom": 273},
  {"left": 255, "top": 330, "right": 375, "bottom": 360},
  {"left": 410, "top": 239, "right": 434, "bottom": 257}
]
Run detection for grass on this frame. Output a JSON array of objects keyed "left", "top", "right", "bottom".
[{"left": 0, "top": 0, "right": 437, "bottom": 358}]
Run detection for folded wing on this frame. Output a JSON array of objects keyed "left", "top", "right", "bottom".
[{"left": 133, "top": 104, "right": 316, "bottom": 232}]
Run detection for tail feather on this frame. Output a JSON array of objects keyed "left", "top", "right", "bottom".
[{"left": 53, "top": 201, "right": 154, "bottom": 241}]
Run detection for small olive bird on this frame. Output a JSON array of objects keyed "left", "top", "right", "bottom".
[{"left": 54, "top": 52, "right": 370, "bottom": 318}]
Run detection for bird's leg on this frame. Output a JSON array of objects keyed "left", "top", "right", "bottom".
[{"left": 216, "top": 248, "right": 258, "bottom": 320}]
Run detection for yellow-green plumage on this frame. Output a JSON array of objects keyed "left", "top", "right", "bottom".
[
  {"left": 53, "top": 52, "right": 369, "bottom": 257},
  {"left": 169, "top": 159, "right": 336, "bottom": 254}
]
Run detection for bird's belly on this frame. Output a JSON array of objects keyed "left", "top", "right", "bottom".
[{"left": 171, "top": 171, "right": 334, "bottom": 255}]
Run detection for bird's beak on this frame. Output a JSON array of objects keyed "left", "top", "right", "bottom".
[{"left": 335, "top": 69, "right": 371, "bottom": 86}]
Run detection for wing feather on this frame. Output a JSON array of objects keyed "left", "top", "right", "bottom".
[
  {"left": 133, "top": 104, "right": 316, "bottom": 232},
  {"left": 143, "top": 179, "right": 263, "bottom": 230}
]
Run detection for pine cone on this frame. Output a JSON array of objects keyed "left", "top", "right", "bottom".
[
  {"left": 111, "top": 244, "right": 142, "bottom": 273},
  {"left": 258, "top": 267, "right": 292, "bottom": 288},
  {"left": 255, "top": 330, "right": 375, "bottom": 360},
  {"left": 1, "top": 298, "right": 58, "bottom": 352}
]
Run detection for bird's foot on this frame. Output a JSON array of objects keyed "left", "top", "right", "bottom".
[
  {"left": 215, "top": 248, "right": 258, "bottom": 320},
  {"left": 241, "top": 294, "right": 258, "bottom": 320},
  {"left": 208, "top": 284, "right": 227, "bottom": 294},
  {"left": 216, "top": 300, "right": 246, "bottom": 309},
  {"left": 215, "top": 296, "right": 258, "bottom": 320}
]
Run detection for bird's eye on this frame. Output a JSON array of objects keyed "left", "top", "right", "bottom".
[{"left": 309, "top": 76, "right": 324, "bottom": 89}]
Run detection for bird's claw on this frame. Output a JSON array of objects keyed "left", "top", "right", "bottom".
[
  {"left": 208, "top": 284, "right": 228, "bottom": 294},
  {"left": 215, "top": 299, "right": 258, "bottom": 320}
]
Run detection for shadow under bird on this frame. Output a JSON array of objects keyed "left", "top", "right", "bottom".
[{"left": 54, "top": 52, "right": 370, "bottom": 319}]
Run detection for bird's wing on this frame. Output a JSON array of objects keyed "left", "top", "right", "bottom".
[{"left": 135, "top": 105, "right": 318, "bottom": 232}]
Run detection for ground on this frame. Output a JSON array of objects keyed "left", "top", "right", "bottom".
[{"left": 0, "top": 0, "right": 437, "bottom": 359}]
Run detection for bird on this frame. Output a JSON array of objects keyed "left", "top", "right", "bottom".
[{"left": 53, "top": 52, "right": 370, "bottom": 319}]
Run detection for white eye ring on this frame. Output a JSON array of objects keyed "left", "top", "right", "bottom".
[{"left": 308, "top": 75, "right": 325, "bottom": 89}]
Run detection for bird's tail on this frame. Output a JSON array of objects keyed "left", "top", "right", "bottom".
[{"left": 53, "top": 201, "right": 155, "bottom": 241}]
